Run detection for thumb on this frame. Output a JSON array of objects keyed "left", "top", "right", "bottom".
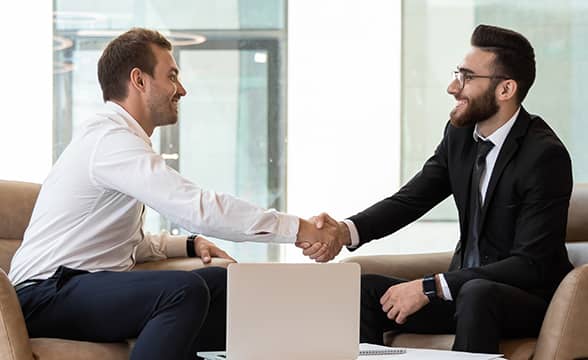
[
  {"left": 314, "top": 214, "right": 325, "bottom": 229},
  {"left": 200, "top": 247, "right": 211, "bottom": 264}
]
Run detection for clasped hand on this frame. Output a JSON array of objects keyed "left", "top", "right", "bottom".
[{"left": 295, "top": 212, "right": 349, "bottom": 262}]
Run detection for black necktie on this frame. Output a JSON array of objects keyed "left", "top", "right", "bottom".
[{"left": 463, "top": 139, "right": 494, "bottom": 268}]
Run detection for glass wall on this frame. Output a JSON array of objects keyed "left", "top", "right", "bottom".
[
  {"left": 402, "top": 0, "right": 588, "bottom": 220},
  {"left": 53, "top": 0, "right": 287, "bottom": 261}
]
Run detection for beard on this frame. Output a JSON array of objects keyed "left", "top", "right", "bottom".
[
  {"left": 449, "top": 84, "right": 499, "bottom": 128},
  {"left": 148, "top": 92, "right": 178, "bottom": 127}
]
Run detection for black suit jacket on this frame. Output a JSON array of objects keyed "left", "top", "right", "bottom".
[{"left": 349, "top": 108, "right": 573, "bottom": 300}]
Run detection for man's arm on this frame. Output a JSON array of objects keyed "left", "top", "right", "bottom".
[{"left": 134, "top": 233, "right": 235, "bottom": 264}]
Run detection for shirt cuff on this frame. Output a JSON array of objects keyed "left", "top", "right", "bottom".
[
  {"left": 438, "top": 273, "right": 453, "bottom": 301},
  {"left": 343, "top": 219, "right": 360, "bottom": 248},
  {"left": 165, "top": 235, "right": 190, "bottom": 258}
]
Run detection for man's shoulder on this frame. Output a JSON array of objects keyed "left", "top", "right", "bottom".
[
  {"left": 76, "top": 110, "right": 135, "bottom": 139},
  {"left": 522, "top": 112, "right": 568, "bottom": 153}
]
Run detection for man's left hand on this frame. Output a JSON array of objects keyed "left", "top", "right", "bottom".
[
  {"left": 194, "top": 235, "right": 237, "bottom": 264},
  {"left": 380, "top": 279, "right": 429, "bottom": 324}
]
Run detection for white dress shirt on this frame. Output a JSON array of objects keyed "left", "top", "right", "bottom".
[
  {"left": 9, "top": 102, "right": 299, "bottom": 284},
  {"left": 345, "top": 108, "right": 520, "bottom": 301}
]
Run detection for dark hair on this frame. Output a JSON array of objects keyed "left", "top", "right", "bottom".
[
  {"left": 471, "top": 24, "right": 535, "bottom": 103},
  {"left": 97, "top": 28, "right": 172, "bottom": 102}
]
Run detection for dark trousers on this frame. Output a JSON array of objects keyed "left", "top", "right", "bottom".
[
  {"left": 17, "top": 266, "right": 227, "bottom": 360},
  {"left": 360, "top": 274, "right": 548, "bottom": 354}
]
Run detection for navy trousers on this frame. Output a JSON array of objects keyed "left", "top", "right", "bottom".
[
  {"left": 360, "top": 274, "right": 548, "bottom": 354},
  {"left": 17, "top": 265, "right": 227, "bottom": 360}
]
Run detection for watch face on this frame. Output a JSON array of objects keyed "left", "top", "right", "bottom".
[{"left": 423, "top": 276, "right": 436, "bottom": 300}]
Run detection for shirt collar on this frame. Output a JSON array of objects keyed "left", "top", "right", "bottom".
[
  {"left": 473, "top": 107, "right": 520, "bottom": 149},
  {"left": 104, "top": 101, "right": 152, "bottom": 146}
]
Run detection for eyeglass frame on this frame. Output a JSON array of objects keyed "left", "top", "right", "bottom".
[{"left": 452, "top": 68, "right": 510, "bottom": 91}]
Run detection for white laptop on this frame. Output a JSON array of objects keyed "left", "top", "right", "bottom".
[{"left": 199, "top": 263, "right": 361, "bottom": 360}]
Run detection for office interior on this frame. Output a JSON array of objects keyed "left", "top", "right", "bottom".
[{"left": 0, "top": 1, "right": 587, "bottom": 359}]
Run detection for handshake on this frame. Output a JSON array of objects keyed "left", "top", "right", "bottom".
[{"left": 295, "top": 213, "right": 352, "bottom": 262}]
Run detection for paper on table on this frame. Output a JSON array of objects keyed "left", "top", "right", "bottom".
[{"left": 359, "top": 343, "right": 504, "bottom": 360}]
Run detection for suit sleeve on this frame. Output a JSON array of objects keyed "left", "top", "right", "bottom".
[
  {"left": 348, "top": 123, "right": 453, "bottom": 247},
  {"left": 443, "top": 140, "right": 573, "bottom": 297}
]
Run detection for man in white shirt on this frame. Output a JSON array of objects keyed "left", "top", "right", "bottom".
[
  {"left": 303, "top": 25, "right": 574, "bottom": 354},
  {"left": 9, "top": 28, "right": 334, "bottom": 360}
]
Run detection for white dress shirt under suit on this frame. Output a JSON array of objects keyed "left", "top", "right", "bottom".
[{"left": 345, "top": 108, "right": 520, "bottom": 301}]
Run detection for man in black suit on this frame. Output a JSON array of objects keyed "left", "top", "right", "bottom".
[{"left": 298, "top": 24, "right": 573, "bottom": 353}]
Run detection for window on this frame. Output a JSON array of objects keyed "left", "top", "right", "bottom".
[
  {"left": 402, "top": 0, "right": 588, "bottom": 220},
  {"left": 54, "top": 0, "right": 287, "bottom": 261}
]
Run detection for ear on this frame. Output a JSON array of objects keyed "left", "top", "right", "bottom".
[
  {"left": 129, "top": 67, "right": 146, "bottom": 93},
  {"left": 496, "top": 79, "right": 517, "bottom": 102}
]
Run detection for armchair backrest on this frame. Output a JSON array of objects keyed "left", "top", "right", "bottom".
[
  {"left": 0, "top": 180, "right": 40, "bottom": 273},
  {"left": 565, "top": 183, "right": 588, "bottom": 267}
]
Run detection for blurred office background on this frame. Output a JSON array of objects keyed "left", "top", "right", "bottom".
[{"left": 0, "top": 0, "right": 586, "bottom": 262}]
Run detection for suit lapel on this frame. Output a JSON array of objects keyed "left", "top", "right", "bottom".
[{"left": 479, "top": 108, "right": 531, "bottom": 230}]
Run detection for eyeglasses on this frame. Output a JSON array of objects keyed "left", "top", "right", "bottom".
[{"left": 452, "top": 70, "right": 509, "bottom": 91}]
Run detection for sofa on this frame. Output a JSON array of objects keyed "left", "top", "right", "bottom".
[
  {"left": 0, "top": 180, "right": 233, "bottom": 360},
  {"left": 343, "top": 183, "right": 588, "bottom": 360}
]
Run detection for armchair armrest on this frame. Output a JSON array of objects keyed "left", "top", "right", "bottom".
[
  {"left": 534, "top": 264, "right": 588, "bottom": 360},
  {"left": 132, "top": 257, "right": 235, "bottom": 272},
  {"left": 341, "top": 251, "right": 452, "bottom": 280},
  {"left": 0, "top": 269, "right": 33, "bottom": 360}
]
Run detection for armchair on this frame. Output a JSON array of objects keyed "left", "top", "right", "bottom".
[
  {"left": 343, "top": 183, "right": 588, "bottom": 360},
  {"left": 0, "top": 180, "right": 232, "bottom": 360}
]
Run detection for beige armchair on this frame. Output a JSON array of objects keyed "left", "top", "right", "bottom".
[
  {"left": 0, "top": 180, "right": 233, "bottom": 360},
  {"left": 342, "top": 183, "right": 588, "bottom": 360}
]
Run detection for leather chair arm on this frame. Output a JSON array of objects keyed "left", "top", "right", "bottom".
[
  {"left": 0, "top": 269, "right": 33, "bottom": 360},
  {"left": 132, "top": 257, "right": 235, "bottom": 271},
  {"left": 534, "top": 264, "right": 588, "bottom": 360},
  {"left": 341, "top": 251, "right": 453, "bottom": 280}
]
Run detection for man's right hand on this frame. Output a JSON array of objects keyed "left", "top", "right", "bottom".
[{"left": 295, "top": 212, "right": 351, "bottom": 262}]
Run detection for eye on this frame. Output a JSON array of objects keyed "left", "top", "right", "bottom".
[
  {"left": 169, "top": 74, "right": 177, "bottom": 81},
  {"left": 464, "top": 74, "right": 474, "bottom": 81}
]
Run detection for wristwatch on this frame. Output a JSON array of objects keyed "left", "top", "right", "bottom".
[
  {"left": 186, "top": 234, "right": 198, "bottom": 258},
  {"left": 422, "top": 275, "right": 437, "bottom": 301}
]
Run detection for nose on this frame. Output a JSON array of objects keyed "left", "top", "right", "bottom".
[
  {"left": 447, "top": 78, "right": 460, "bottom": 95},
  {"left": 177, "top": 80, "right": 187, "bottom": 97}
]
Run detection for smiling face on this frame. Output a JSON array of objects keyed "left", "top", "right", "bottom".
[
  {"left": 447, "top": 47, "right": 500, "bottom": 128},
  {"left": 144, "top": 44, "right": 187, "bottom": 128}
]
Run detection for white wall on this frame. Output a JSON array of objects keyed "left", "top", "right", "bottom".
[
  {"left": 0, "top": 1, "right": 53, "bottom": 183},
  {"left": 287, "top": 0, "right": 402, "bottom": 219},
  {"left": 285, "top": 0, "right": 458, "bottom": 261}
]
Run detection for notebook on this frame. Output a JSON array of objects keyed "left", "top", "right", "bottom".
[{"left": 199, "top": 262, "right": 361, "bottom": 360}]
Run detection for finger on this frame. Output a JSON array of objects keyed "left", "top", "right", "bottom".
[
  {"left": 320, "top": 212, "right": 338, "bottom": 225},
  {"left": 387, "top": 306, "right": 400, "bottom": 321},
  {"left": 396, "top": 312, "right": 407, "bottom": 325},
  {"left": 309, "top": 244, "right": 329, "bottom": 260},
  {"left": 381, "top": 297, "right": 394, "bottom": 313},
  {"left": 199, "top": 246, "right": 211, "bottom": 264},
  {"left": 213, "top": 248, "right": 237, "bottom": 263},
  {"left": 295, "top": 241, "right": 311, "bottom": 249},
  {"left": 302, "top": 242, "right": 324, "bottom": 256},
  {"left": 314, "top": 247, "right": 334, "bottom": 262},
  {"left": 380, "top": 290, "right": 391, "bottom": 306}
]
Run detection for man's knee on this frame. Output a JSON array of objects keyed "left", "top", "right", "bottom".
[
  {"left": 194, "top": 267, "right": 227, "bottom": 290},
  {"left": 164, "top": 271, "right": 211, "bottom": 306},
  {"left": 456, "top": 278, "right": 498, "bottom": 311}
]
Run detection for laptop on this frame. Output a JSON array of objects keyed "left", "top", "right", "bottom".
[{"left": 199, "top": 262, "right": 361, "bottom": 360}]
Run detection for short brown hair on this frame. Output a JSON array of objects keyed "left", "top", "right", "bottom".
[
  {"left": 471, "top": 24, "right": 535, "bottom": 103},
  {"left": 97, "top": 28, "right": 172, "bottom": 102}
]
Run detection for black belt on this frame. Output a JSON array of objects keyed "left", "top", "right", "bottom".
[{"left": 14, "top": 279, "right": 44, "bottom": 293}]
